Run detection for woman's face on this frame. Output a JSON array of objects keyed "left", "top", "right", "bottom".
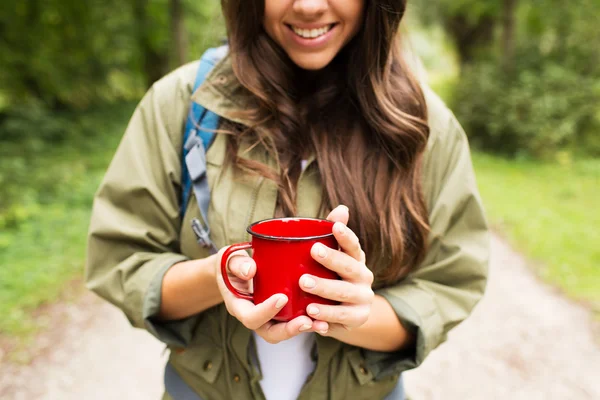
[{"left": 263, "top": 0, "right": 365, "bottom": 71}]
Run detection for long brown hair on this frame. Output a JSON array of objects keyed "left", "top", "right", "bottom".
[{"left": 220, "top": 0, "right": 430, "bottom": 285}]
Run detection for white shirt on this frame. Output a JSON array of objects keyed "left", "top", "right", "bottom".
[
  {"left": 254, "top": 158, "right": 315, "bottom": 400},
  {"left": 253, "top": 332, "right": 316, "bottom": 400}
]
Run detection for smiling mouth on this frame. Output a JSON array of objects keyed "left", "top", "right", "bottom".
[{"left": 287, "top": 24, "right": 337, "bottom": 39}]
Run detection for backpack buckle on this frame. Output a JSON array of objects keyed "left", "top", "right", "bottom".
[{"left": 191, "top": 218, "right": 212, "bottom": 248}]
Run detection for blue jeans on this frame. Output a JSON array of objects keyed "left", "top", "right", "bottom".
[{"left": 165, "top": 363, "right": 405, "bottom": 399}]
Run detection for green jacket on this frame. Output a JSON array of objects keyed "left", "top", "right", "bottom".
[{"left": 85, "top": 54, "right": 490, "bottom": 400}]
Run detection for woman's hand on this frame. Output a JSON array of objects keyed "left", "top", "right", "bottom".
[
  {"left": 301, "top": 206, "right": 375, "bottom": 335},
  {"left": 214, "top": 247, "right": 315, "bottom": 344}
]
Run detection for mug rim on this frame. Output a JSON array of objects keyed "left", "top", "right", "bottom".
[{"left": 247, "top": 217, "right": 334, "bottom": 241}]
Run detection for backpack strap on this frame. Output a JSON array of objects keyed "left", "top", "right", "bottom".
[{"left": 181, "top": 45, "right": 228, "bottom": 253}]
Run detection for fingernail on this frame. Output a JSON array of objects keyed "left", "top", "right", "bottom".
[
  {"left": 302, "top": 276, "right": 316, "bottom": 289},
  {"left": 334, "top": 222, "right": 346, "bottom": 235},
  {"left": 307, "top": 305, "right": 320, "bottom": 315},
  {"left": 275, "top": 295, "right": 288, "bottom": 309},
  {"left": 341, "top": 205, "right": 349, "bottom": 213},
  {"left": 318, "top": 329, "right": 328, "bottom": 335},
  {"left": 241, "top": 262, "right": 251, "bottom": 277},
  {"left": 315, "top": 244, "right": 327, "bottom": 258},
  {"left": 299, "top": 324, "right": 312, "bottom": 332}
]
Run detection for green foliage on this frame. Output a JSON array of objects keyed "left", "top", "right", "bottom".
[
  {"left": 403, "top": 12, "right": 460, "bottom": 102},
  {"left": 473, "top": 152, "right": 600, "bottom": 312},
  {"left": 0, "top": 0, "right": 224, "bottom": 113},
  {"left": 0, "top": 103, "right": 135, "bottom": 231},
  {"left": 454, "top": 60, "right": 600, "bottom": 158},
  {"left": 447, "top": 0, "right": 600, "bottom": 158},
  {"left": 413, "top": 0, "right": 500, "bottom": 25},
  {"left": 411, "top": 0, "right": 500, "bottom": 63},
  {"left": 0, "top": 0, "right": 225, "bottom": 229},
  {"left": 0, "top": 0, "right": 141, "bottom": 109},
  {"left": 0, "top": 207, "right": 93, "bottom": 336},
  {"left": 185, "top": 0, "right": 226, "bottom": 61},
  {"left": 0, "top": 0, "right": 224, "bottom": 336},
  {"left": 0, "top": 103, "right": 135, "bottom": 337}
]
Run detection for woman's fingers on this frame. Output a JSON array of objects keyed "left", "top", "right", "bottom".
[
  {"left": 326, "top": 206, "right": 364, "bottom": 263},
  {"left": 226, "top": 252, "right": 256, "bottom": 281},
  {"left": 306, "top": 303, "right": 371, "bottom": 329},
  {"left": 225, "top": 293, "right": 288, "bottom": 331},
  {"left": 299, "top": 274, "right": 374, "bottom": 304},
  {"left": 217, "top": 247, "right": 316, "bottom": 344},
  {"left": 311, "top": 321, "right": 354, "bottom": 337},
  {"left": 311, "top": 319, "right": 330, "bottom": 335},
  {"left": 326, "top": 205, "right": 349, "bottom": 225},
  {"left": 311, "top": 242, "right": 373, "bottom": 285},
  {"left": 255, "top": 315, "right": 315, "bottom": 344},
  {"left": 332, "top": 221, "right": 364, "bottom": 262}
]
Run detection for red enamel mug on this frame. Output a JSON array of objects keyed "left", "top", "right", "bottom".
[{"left": 220, "top": 217, "right": 340, "bottom": 322}]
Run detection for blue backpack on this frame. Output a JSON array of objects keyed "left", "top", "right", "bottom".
[{"left": 180, "top": 45, "right": 228, "bottom": 255}]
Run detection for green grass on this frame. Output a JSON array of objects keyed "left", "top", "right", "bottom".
[
  {"left": 473, "top": 152, "right": 600, "bottom": 312},
  {"left": 0, "top": 103, "right": 135, "bottom": 337}
]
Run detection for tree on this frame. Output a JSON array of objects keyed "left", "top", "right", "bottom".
[
  {"left": 501, "top": 0, "right": 517, "bottom": 70},
  {"left": 449, "top": 0, "right": 600, "bottom": 157},
  {"left": 0, "top": 0, "right": 224, "bottom": 119},
  {"left": 132, "top": 0, "right": 169, "bottom": 88},
  {"left": 170, "top": 0, "right": 187, "bottom": 67},
  {"left": 0, "top": 0, "right": 142, "bottom": 111},
  {"left": 414, "top": 0, "right": 502, "bottom": 67}
]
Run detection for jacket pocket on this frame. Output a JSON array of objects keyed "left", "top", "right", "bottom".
[
  {"left": 171, "top": 338, "right": 224, "bottom": 385},
  {"left": 345, "top": 348, "right": 400, "bottom": 399}
]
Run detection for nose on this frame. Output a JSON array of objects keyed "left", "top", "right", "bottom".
[{"left": 293, "top": 0, "right": 328, "bottom": 16}]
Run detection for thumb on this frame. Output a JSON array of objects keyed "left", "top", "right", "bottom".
[{"left": 326, "top": 205, "right": 349, "bottom": 225}]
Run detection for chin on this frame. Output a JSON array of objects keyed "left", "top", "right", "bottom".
[{"left": 289, "top": 53, "right": 336, "bottom": 71}]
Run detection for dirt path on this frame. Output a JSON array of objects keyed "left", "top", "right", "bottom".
[
  {"left": 402, "top": 235, "right": 600, "bottom": 399},
  {"left": 0, "top": 293, "right": 167, "bottom": 400},
  {"left": 1, "top": 234, "right": 599, "bottom": 399}
]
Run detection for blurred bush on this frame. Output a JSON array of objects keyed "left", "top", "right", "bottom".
[
  {"left": 0, "top": 0, "right": 224, "bottom": 229},
  {"left": 0, "top": 103, "right": 136, "bottom": 232},
  {"left": 0, "top": 0, "right": 224, "bottom": 112},
  {"left": 414, "top": 0, "right": 600, "bottom": 159},
  {"left": 454, "top": 58, "right": 600, "bottom": 159},
  {"left": 0, "top": 1, "right": 141, "bottom": 110}
]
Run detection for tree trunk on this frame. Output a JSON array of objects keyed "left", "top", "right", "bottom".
[
  {"left": 169, "top": 0, "right": 187, "bottom": 67},
  {"left": 21, "top": 0, "right": 47, "bottom": 102},
  {"left": 445, "top": 14, "right": 496, "bottom": 68},
  {"left": 502, "top": 0, "right": 518, "bottom": 71},
  {"left": 133, "top": 0, "right": 168, "bottom": 87}
]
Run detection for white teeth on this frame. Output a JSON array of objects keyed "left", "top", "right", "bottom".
[{"left": 292, "top": 24, "right": 332, "bottom": 39}]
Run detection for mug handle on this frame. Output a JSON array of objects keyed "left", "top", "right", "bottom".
[{"left": 220, "top": 242, "right": 254, "bottom": 301}]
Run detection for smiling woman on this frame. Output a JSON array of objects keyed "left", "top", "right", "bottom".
[
  {"left": 263, "top": 0, "right": 365, "bottom": 70},
  {"left": 85, "top": 0, "right": 490, "bottom": 399}
]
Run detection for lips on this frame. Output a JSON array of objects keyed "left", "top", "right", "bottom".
[{"left": 283, "top": 22, "right": 339, "bottom": 50}]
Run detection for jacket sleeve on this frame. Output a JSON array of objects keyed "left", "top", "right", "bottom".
[
  {"left": 365, "top": 101, "right": 491, "bottom": 378},
  {"left": 85, "top": 63, "right": 203, "bottom": 348}
]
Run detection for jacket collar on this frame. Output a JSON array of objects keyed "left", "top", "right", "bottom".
[{"left": 190, "top": 54, "right": 253, "bottom": 127}]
